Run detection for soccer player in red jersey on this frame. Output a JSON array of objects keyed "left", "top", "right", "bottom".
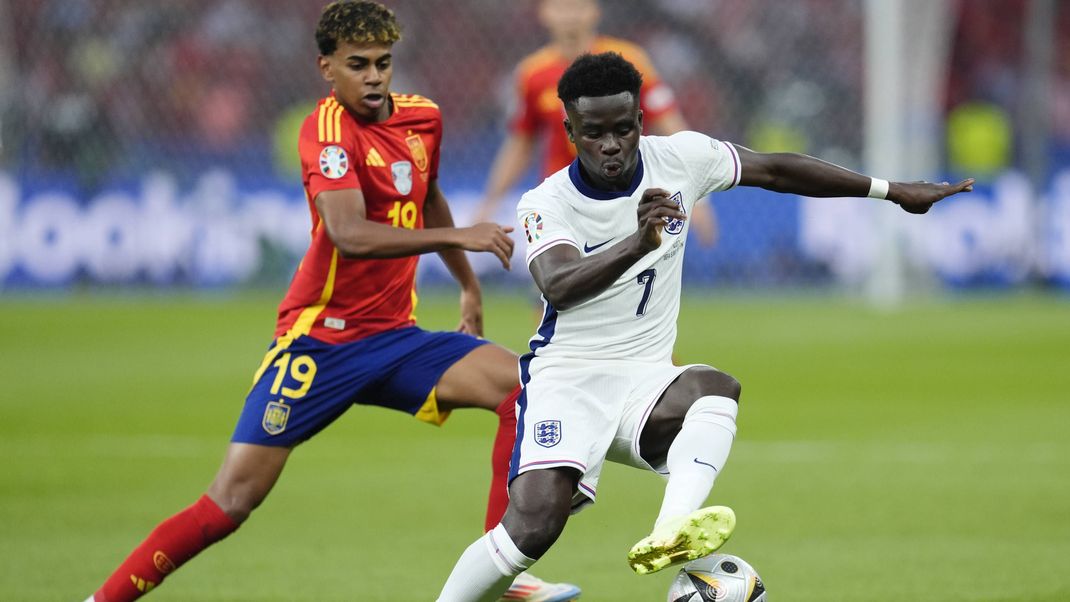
[
  {"left": 84, "top": 3, "right": 579, "bottom": 601},
  {"left": 473, "top": 0, "right": 718, "bottom": 247}
]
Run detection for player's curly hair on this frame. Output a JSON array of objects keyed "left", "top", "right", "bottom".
[
  {"left": 316, "top": 1, "right": 402, "bottom": 56},
  {"left": 557, "top": 52, "right": 643, "bottom": 108}
]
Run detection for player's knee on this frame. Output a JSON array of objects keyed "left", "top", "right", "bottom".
[
  {"left": 696, "top": 367, "right": 741, "bottom": 402},
  {"left": 504, "top": 505, "right": 568, "bottom": 560},
  {"left": 207, "top": 482, "right": 269, "bottom": 523}
]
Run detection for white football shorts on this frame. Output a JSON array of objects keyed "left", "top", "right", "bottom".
[{"left": 513, "top": 357, "right": 708, "bottom": 512}]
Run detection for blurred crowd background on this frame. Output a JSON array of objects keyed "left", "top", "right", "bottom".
[{"left": 1, "top": 0, "right": 1068, "bottom": 290}]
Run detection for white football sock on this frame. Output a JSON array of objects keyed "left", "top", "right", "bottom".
[
  {"left": 437, "top": 524, "right": 534, "bottom": 602},
  {"left": 654, "top": 395, "right": 738, "bottom": 528}
]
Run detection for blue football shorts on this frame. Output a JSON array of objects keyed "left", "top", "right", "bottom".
[{"left": 231, "top": 326, "right": 487, "bottom": 447}]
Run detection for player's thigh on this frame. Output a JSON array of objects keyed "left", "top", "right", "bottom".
[
  {"left": 434, "top": 342, "right": 519, "bottom": 411},
  {"left": 514, "top": 359, "right": 624, "bottom": 509},
  {"left": 232, "top": 335, "right": 379, "bottom": 447},
  {"left": 639, "top": 365, "right": 741, "bottom": 463}
]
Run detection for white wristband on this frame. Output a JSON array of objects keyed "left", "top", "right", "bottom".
[{"left": 868, "top": 177, "right": 890, "bottom": 200}]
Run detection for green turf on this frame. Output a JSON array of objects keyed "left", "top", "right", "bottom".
[{"left": 1, "top": 291, "right": 1068, "bottom": 601}]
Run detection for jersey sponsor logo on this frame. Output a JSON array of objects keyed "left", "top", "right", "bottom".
[
  {"left": 319, "top": 145, "right": 349, "bottom": 179},
  {"left": 365, "top": 147, "right": 386, "bottom": 167},
  {"left": 391, "top": 161, "right": 413, "bottom": 195},
  {"left": 522, "top": 212, "right": 543, "bottom": 243},
  {"left": 405, "top": 133, "right": 429, "bottom": 172},
  {"left": 663, "top": 191, "right": 686, "bottom": 235},
  {"left": 262, "top": 400, "right": 291, "bottom": 435},
  {"left": 534, "top": 419, "right": 561, "bottom": 447},
  {"left": 583, "top": 238, "right": 613, "bottom": 253},
  {"left": 153, "top": 551, "right": 176, "bottom": 574}
]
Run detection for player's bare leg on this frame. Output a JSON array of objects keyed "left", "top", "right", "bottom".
[
  {"left": 435, "top": 345, "right": 582, "bottom": 601},
  {"left": 627, "top": 367, "right": 740, "bottom": 575},
  {"left": 87, "top": 443, "right": 290, "bottom": 602},
  {"left": 438, "top": 468, "right": 579, "bottom": 602},
  {"left": 435, "top": 343, "right": 520, "bottom": 412},
  {"left": 205, "top": 443, "right": 291, "bottom": 522}
]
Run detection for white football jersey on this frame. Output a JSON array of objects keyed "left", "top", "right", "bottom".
[{"left": 517, "top": 131, "right": 741, "bottom": 363}]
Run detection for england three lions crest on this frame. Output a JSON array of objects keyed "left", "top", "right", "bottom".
[
  {"left": 391, "top": 161, "right": 413, "bottom": 195},
  {"left": 534, "top": 420, "right": 561, "bottom": 448},
  {"left": 663, "top": 191, "right": 686, "bottom": 235},
  {"left": 405, "top": 133, "right": 429, "bottom": 172}
]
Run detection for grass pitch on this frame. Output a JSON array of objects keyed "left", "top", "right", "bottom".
[{"left": 1, "top": 291, "right": 1068, "bottom": 601}]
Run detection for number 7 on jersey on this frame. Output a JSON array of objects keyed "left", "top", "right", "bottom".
[{"left": 636, "top": 268, "right": 657, "bottom": 317}]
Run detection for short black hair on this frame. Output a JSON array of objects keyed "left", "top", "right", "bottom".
[
  {"left": 316, "top": 1, "right": 402, "bottom": 56},
  {"left": 557, "top": 52, "right": 643, "bottom": 109}
]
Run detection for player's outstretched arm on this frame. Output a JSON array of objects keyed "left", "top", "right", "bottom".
[
  {"left": 734, "top": 144, "right": 974, "bottom": 214},
  {"left": 530, "top": 188, "right": 684, "bottom": 310},
  {"left": 424, "top": 180, "right": 493, "bottom": 336},
  {"left": 315, "top": 188, "right": 515, "bottom": 266}
]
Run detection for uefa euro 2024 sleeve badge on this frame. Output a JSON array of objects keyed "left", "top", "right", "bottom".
[
  {"left": 319, "top": 145, "right": 349, "bottom": 180},
  {"left": 522, "top": 212, "right": 543, "bottom": 243}
]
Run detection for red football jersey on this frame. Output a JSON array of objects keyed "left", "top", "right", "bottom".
[
  {"left": 510, "top": 36, "right": 678, "bottom": 178},
  {"left": 275, "top": 93, "right": 442, "bottom": 345}
]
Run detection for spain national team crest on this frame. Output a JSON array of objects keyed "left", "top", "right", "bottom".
[
  {"left": 522, "top": 212, "right": 543, "bottom": 243},
  {"left": 319, "top": 145, "right": 349, "bottom": 179},
  {"left": 262, "top": 400, "right": 291, "bottom": 436},
  {"left": 664, "top": 191, "right": 686, "bottom": 235},
  {"left": 391, "top": 161, "right": 413, "bottom": 195},
  {"left": 405, "top": 133, "right": 429, "bottom": 172},
  {"left": 534, "top": 420, "right": 561, "bottom": 448}
]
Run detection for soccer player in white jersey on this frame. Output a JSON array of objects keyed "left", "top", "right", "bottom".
[{"left": 436, "top": 52, "right": 974, "bottom": 601}]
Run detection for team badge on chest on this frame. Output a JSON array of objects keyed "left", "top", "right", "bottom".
[
  {"left": 319, "top": 145, "right": 349, "bottom": 179},
  {"left": 534, "top": 420, "right": 562, "bottom": 447},
  {"left": 663, "top": 191, "right": 686, "bottom": 235},
  {"left": 391, "top": 161, "right": 413, "bottom": 195},
  {"left": 405, "top": 133, "right": 429, "bottom": 172}
]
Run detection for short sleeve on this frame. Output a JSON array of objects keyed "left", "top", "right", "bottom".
[
  {"left": 428, "top": 110, "right": 443, "bottom": 181},
  {"left": 669, "top": 131, "right": 741, "bottom": 196},
  {"left": 299, "top": 112, "right": 360, "bottom": 200},
  {"left": 517, "top": 193, "right": 579, "bottom": 265}
]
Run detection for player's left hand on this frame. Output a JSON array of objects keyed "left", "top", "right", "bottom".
[
  {"left": 889, "top": 178, "right": 974, "bottom": 214},
  {"left": 457, "top": 287, "right": 484, "bottom": 337}
]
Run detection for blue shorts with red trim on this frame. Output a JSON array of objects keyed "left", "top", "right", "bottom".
[{"left": 231, "top": 326, "right": 487, "bottom": 447}]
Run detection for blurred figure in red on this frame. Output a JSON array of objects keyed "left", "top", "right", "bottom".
[{"left": 474, "top": 0, "right": 718, "bottom": 247}]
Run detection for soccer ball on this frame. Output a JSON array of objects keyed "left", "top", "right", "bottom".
[{"left": 667, "top": 553, "right": 767, "bottom": 602}]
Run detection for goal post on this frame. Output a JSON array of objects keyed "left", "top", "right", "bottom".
[{"left": 863, "top": 0, "right": 956, "bottom": 307}]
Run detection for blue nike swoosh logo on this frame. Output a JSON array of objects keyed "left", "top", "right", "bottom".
[
  {"left": 583, "top": 239, "right": 613, "bottom": 253},
  {"left": 694, "top": 458, "right": 718, "bottom": 471}
]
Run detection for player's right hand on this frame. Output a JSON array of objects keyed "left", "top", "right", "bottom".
[
  {"left": 890, "top": 178, "right": 974, "bottom": 214},
  {"left": 635, "top": 188, "right": 685, "bottom": 253},
  {"left": 460, "top": 223, "right": 515, "bottom": 270}
]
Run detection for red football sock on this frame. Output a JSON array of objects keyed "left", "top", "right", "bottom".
[
  {"left": 94, "top": 495, "right": 239, "bottom": 602},
  {"left": 485, "top": 385, "right": 521, "bottom": 532}
]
